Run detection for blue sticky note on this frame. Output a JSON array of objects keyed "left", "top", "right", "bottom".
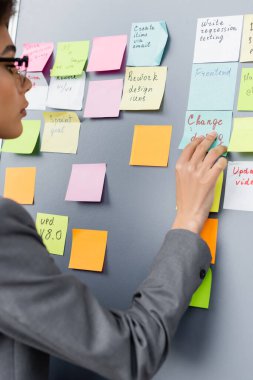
[
  {"left": 127, "top": 21, "right": 168, "bottom": 66},
  {"left": 179, "top": 111, "right": 233, "bottom": 150},
  {"left": 188, "top": 63, "right": 238, "bottom": 111}
]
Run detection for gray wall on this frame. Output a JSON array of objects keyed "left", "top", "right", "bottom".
[{"left": 1, "top": 0, "right": 253, "bottom": 379}]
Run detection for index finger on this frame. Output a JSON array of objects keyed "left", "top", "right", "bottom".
[{"left": 177, "top": 136, "right": 204, "bottom": 165}]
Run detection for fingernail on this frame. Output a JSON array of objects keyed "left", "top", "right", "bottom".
[{"left": 208, "top": 131, "right": 217, "bottom": 137}]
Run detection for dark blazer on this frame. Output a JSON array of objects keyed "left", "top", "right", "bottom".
[{"left": 0, "top": 198, "right": 211, "bottom": 380}]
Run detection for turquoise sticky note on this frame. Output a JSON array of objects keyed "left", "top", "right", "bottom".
[
  {"left": 127, "top": 21, "right": 168, "bottom": 66},
  {"left": 190, "top": 268, "right": 212, "bottom": 309},
  {"left": 188, "top": 63, "right": 238, "bottom": 111},
  {"left": 179, "top": 111, "right": 233, "bottom": 150}
]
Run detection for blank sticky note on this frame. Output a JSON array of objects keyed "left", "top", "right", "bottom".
[
  {"left": 69, "top": 229, "right": 108, "bottom": 271},
  {"left": 200, "top": 219, "right": 218, "bottom": 264},
  {"left": 65, "top": 163, "right": 106, "bottom": 202},
  {"left": 1, "top": 120, "right": 40, "bottom": 154},
  {"left": 41, "top": 112, "right": 80, "bottom": 154},
  {"left": 4, "top": 167, "right": 36, "bottom": 204},
  {"left": 188, "top": 63, "right": 238, "bottom": 111},
  {"left": 237, "top": 68, "right": 253, "bottom": 111},
  {"left": 120, "top": 66, "right": 167, "bottom": 110},
  {"left": 189, "top": 268, "right": 212, "bottom": 309},
  {"left": 84, "top": 79, "right": 123, "bottom": 118},
  {"left": 87, "top": 35, "right": 127, "bottom": 72},
  {"left": 130, "top": 125, "right": 172, "bottom": 167},
  {"left": 210, "top": 172, "right": 223, "bottom": 213},
  {"left": 22, "top": 42, "right": 54, "bottom": 72},
  {"left": 51, "top": 41, "right": 89, "bottom": 77},
  {"left": 228, "top": 118, "right": 253, "bottom": 152}
]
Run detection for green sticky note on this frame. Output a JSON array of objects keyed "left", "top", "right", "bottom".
[
  {"left": 1, "top": 120, "right": 40, "bottom": 154},
  {"left": 237, "top": 68, "right": 253, "bottom": 111},
  {"left": 189, "top": 268, "right": 212, "bottom": 309},
  {"left": 228, "top": 117, "right": 253, "bottom": 152},
  {"left": 36, "top": 213, "right": 69, "bottom": 256},
  {"left": 51, "top": 41, "right": 89, "bottom": 77}
]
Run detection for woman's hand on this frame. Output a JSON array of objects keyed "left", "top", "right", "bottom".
[{"left": 172, "top": 132, "right": 227, "bottom": 234}]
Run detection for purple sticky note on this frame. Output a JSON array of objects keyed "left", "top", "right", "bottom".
[
  {"left": 87, "top": 35, "right": 127, "bottom": 72},
  {"left": 65, "top": 163, "right": 106, "bottom": 202},
  {"left": 84, "top": 79, "right": 123, "bottom": 118}
]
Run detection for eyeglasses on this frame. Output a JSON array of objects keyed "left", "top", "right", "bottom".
[{"left": 0, "top": 55, "right": 29, "bottom": 86}]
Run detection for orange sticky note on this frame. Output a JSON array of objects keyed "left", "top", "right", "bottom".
[
  {"left": 129, "top": 125, "right": 172, "bottom": 167},
  {"left": 69, "top": 229, "right": 108, "bottom": 272},
  {"left": 200, "top": 218, "right": 218, "bottom": 264},
  {"left": 4, "top": 167, "right": 36, "bottom": 204}
]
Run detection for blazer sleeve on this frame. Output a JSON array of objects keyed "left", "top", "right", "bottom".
[{"left": 0, "top": 198, "right": 211, "bottom": 380}]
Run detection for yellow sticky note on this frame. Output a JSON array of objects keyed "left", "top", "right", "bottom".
[
  {"left": 210, "top": 172, "right": 223, "bottom": 213},
  {"left": 190, "top": 268, "right": 212, "bottom": 309},
  {"left": 4, "top": 167, "right": 36, "bottom": 204},
  {"left": 120, "top": 66, "right": 167, "bottom": 110},
  {"left": 41, "top": 112, "right": 80, "bottom": 154},
  {"left": 228, "top": 118, "right": 253, "bottom": 152},
  {"left": 200, "top": 219, "right": 218, "bottom": 264},
  {"left": 240, "top": 15, "right": 253, "bottom": 62},
  {"left": 130, "top": 125, "right": 172, "bottom": 167},
  {"left": 69, "top": 229, "right": 108, "bottom": 272},
  {"left": 1, "top": 120, "right": 40, "bottom": 154}
]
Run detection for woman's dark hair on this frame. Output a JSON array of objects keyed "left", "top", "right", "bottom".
[{"left": 0, "top": 0, "right": 16, "bottom": 25}]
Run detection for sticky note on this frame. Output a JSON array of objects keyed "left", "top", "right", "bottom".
[
  {"left": 120, "top": 66, "right": 167, "bottom": 110},
  {"left": 84, "top": 79, "right": 123, "bottom": 118},
  {"left": 127, "top": 21, "right": 168, "bottom": 66},
  {"left": 26, "top": 73, "right": 48, "bottom": 110},
  {"left": 237, "top": 68, "right": 253, "bottom": 111},
  {"left": 41, "top": 112, "right": 80, "bottom": 154},
  {"left": 1, "top": 120, "right": 40, "bottom": 154},
  {"left": 22, "top": 42, "right": 54, "bottom": 72},
  {"left": 87, "top": 35, "right": 127, "bottom": 72},
  {"left": 3, "top": 167, "right": 36, "bottom": 204},
  {"left": 224, "top": 161, "right": 253, "bottom": 211},
  {"left": 193, "top": 15, "right": 243, "bottom": 63},
  {"left": 69, "top": 229, "right": 108, "bottom": 271},
  {"left": 65, "top": 163, "right": 106, "bottom": 202},
  {"left": 179, "top": 111, "right": 232, "bottom": 150},
  {"left": 240, "top": 15, "right": 253, "bottom": 62},
  {"left": 188, "top": 63, "right": 238, "bottom": 111},
  {"left": 130, "top": 125, "right": 172, "bottom": 166},
  {"left": 228, "top": 118, "right": 253, "bottom": 152},
  {"left": 36, "top": 213, "right": 68, "bottom": 256},
  {"left": 46, "top": 73, "right": 86, "bottom": 111},
  {"left": 189, "top": 268, "right": 212, "bottom": 309},
  {"left": 200, "top": 219, "right": 218, "bottom": 264},
  {"left": 51, "top": 41, "right": 89, "bottom": 77},
  {"left": 210, "top": 172, "right": 223, "bottom": 213}
]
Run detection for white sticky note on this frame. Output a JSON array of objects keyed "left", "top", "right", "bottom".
[
  {"left": 46, "top": 73, "right": 86, "bottom": 111},
  {"left": 193, "top": 15, "right": 243, "bottom": 63},
  {"left": 26, "top": 73, "right": 48, "bottom": 110},
  {"left": 224, "top": 161, "right": 253, "bottom": 211}
]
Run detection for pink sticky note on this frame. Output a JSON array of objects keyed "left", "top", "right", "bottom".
[
  {"left": 84, "top": 79, "right": 123, "bottom": 118},
  {"left": 65, "top": 163, "right": 106, "bottom": 202},
  {"left": 22, "top": 42, "right": 54, "bottom": 72},
  {"left": 87, "top": 35, "right": 127, "bottom": 72}
]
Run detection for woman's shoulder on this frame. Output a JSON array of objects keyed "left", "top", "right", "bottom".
[{"left": 0, "top": 197, "right": 34, "bottom": 226}]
